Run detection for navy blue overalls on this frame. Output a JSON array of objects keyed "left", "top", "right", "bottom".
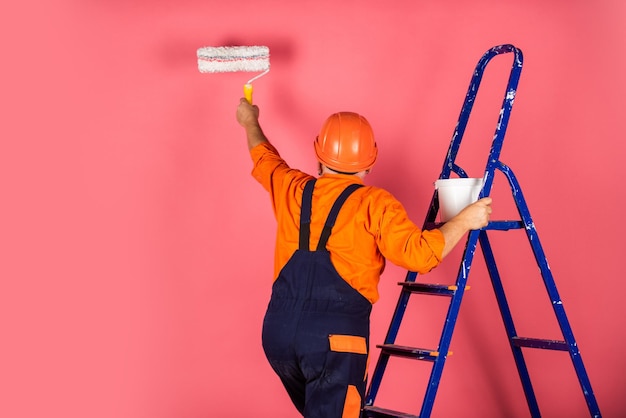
[{"left": 262, "top": 179, "right": 372, "bottom": 418}]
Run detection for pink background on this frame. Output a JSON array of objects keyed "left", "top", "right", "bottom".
[{"left": 1, "top": 0, "right": 624, "bottom": 417}]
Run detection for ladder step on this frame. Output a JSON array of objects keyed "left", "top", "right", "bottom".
[
  {"left": 378, "top": 344, "right": 452, "bottom": 361},
  {"left": 512, "top": 336, "right": 569, "bottom": 351},
  {"left": 399, "top": 282, "right": 469, "bottom": 296},
  {"left": 484, "top": 220, "right": 524, "bottom": 230},
  {"left": 363, "top": 405, "right": 419, "bottom": 418},
  {"left": 425, "top": 220, "right": 523, "bottom": 231}
]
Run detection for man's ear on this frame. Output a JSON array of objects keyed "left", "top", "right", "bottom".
[{"left": 318, "top": 163, "right": 323, "bottom": 176}]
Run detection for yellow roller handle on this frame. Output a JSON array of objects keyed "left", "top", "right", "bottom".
[{"left": 244, "top": 83, "right": 253, "bottom": 104}]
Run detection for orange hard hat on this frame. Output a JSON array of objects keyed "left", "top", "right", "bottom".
[{"left": 314, "top": 112, "right": 378, "bottom": 173}]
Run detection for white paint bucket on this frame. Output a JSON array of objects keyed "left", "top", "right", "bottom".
[{"left": 434, "top": 177, "right": 484, "bottom": 222}]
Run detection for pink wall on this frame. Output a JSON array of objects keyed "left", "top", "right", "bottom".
[{"left": 1, "top": 0, "right": 624, "bottom": 417}]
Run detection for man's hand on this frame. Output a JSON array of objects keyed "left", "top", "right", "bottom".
[
  {"left": 454, "top": 197, "right": 492, "bottom": 230},
  {"left": 438, "top": 197, "right": 492, "bottom": 259},
  {"left": 236, "top": 98, "right": 268, "bottom": 150},
  {"left": 236, "top": 98, "right": 260, "bottom": 128}
]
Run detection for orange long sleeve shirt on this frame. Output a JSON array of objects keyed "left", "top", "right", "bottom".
[{"left": 251, "top": 142, "right": 445, "bottom": 304}]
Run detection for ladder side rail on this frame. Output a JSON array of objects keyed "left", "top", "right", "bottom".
[
  {"left": 367, "top": 162, "right": 471, "bottom": 405},
  {"left": 422, "top": 45, "right": 524, "bottom": 416},
  {"left": 367, "top": 180, "right": 445, "bottom": 405},
  {"left": 440, "top": 54, "right": 490, "bottom": 179},
  {"left": 478, "top": 47, "right": 523, "bottom": 199},
  {"left": 384, "top": 270, "right": 420, "bottom": 342},
  {"left": 498, "top": 162, "right": 602, "bottom": 417},
  {"left": 421, "top": 45, "right": 523, "bottom": 416},
  {"left": 365, "top": 271, "right": 418, "bottom": 406},
  {"left": 441, "top": 44, "right": 522, "bottom": 181},
  {"left": 478, "top": 229, "right": 541, "bottom": 417},
  {"left": 364, "top": 350, "right": 389, "bottom": 407},
  {"left": 367, "top": 176, "right": 455, "bottom": 406},
  {"left": 419, "top": 229, "right": 481, "bottom": 417}
]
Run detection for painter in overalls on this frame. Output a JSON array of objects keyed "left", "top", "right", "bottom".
[{"left": 236, "top": 100, "right": 492, "bottom": 417}]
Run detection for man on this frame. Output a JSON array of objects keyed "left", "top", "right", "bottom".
[{"left": 236, "top": 98, "right": 491, "bottom": 418}]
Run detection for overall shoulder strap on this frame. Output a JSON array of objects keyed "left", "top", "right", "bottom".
[
  {"left": 317, "top": 184, "right": 363, "bottom": 251},
  {"left": 299, "top": 179, "right": 317, "bottom": 251}
]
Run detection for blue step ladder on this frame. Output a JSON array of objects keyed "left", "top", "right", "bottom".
[{"left": 362, "top": 44, "right": 601, "bottom": 418}]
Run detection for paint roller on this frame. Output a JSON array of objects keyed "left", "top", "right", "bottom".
[{"left": 197, "top": 45, "right": 270, "bottom": 104}]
